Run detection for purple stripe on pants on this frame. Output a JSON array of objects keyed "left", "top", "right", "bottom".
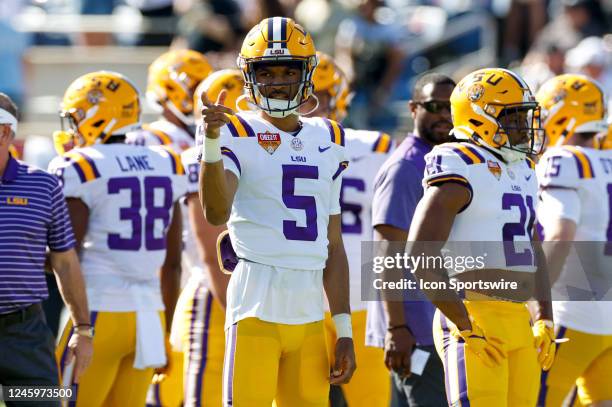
[
  {"left": 439, "top": 312, "right": 453, "bottom": 406},
  {"left": 194, "top": 292, "right": 213, "bottom": 405}
]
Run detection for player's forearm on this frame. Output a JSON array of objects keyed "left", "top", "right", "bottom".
[
  {"left": 542, "top": 239, "right": 571, "bottom": 286},
  {"left": 542, "top": 218, "right": 576, "bottom": 285},
  {"left": 412, "top": 260, "right": 472, "bottom": 331},
  {"left": 188, "top": 195, "right": 230, "bottom": 308},
  {"left": 160, "top": 264, "right": 181, "bottom": 333},
  {"left": 51, "top": 249, "right": 90, "bottom": 325},
  {"left": 199, "top": 161, "right": 232, "bottom": 225},
  {"left": 324, "top": 242, "right": 351, "bottom": 316},
  {"left": 160, "top": 203, "right": 182, "bottom": 332},
  {"left": 534, "top": 239, "right": 554, "bottom": 322},
  {"left": 201, "top": 231, "right": 230, "bottom": 309},
  {"left": 408, "top": 188, "right": 471, "bottom": 330}
]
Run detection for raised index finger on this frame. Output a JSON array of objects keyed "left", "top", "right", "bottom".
[
  {"left": 216, "top": 89, "right": 227, "bottom": 106},
  {"left": 201, "top": 90, "right": 212, "bottom": 108}
]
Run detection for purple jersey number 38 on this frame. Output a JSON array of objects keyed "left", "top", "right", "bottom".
[{"left": 107, "top": 176, "right": 173, "bottom": 251}]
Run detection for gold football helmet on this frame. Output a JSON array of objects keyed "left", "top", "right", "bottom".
[
  {"left": 58, "top": 71, "right": 141, "bottom": 152},
  {"left": 333, "top": 74, "right": 352, "bottom": 122},
  {"left": 536, "top": 74, "right": 607, "bottom": 147},
  {"left": 311, "top": 52, "right": 351, "bottom": 121},
  {"left": 194, "top": 69, "right": 249, "bottom": 119},
  {"left": 237, "top": 17, "right": 318, "bottom": 117},
  {"left": 147, "top": 49, "right": 213, "bottom": 125},
  {"left": 451, "top": 68, "right": 544, "bottom": 162}
]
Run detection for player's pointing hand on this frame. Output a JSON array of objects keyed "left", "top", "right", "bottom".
[{"left": 201, "top": 89, "right": 234, "bottom": 139}]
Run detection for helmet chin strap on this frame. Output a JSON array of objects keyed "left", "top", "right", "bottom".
[
  {"left": 299, "top": 94, "right": 319, "bottom": 116},
  {"left": 253, "top": 85, "right": 304, "bottom": 117},
  {"left": 236, "top": 94, "right": 256, "bottom": 113}
]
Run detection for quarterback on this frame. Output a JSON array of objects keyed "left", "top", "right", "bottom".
[
  {"left": 408, "top": 68, "right": 554, "bottom": 406},
  {"left": 536, "top": 74, "right": 612, "bottom": 407},
  {"left": 304, "top": 51, "right": 393, "bottom": 407},
  {"left": 49, "top": 71, "right": 188, "bottom": 406},
  {"left": 199, "top": 17, "right": 356, "bottom": 406}
]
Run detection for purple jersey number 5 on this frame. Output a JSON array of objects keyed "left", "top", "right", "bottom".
[{"left": 282, "top": 164, "right": 319, "bottom": 241}]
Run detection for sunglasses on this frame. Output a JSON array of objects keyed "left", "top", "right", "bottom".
[{"left": 416, "top": 101, "right": 451, "bottom": 114}]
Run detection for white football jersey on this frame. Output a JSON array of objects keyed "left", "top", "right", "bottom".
[
  {"left": 202, "top": 111, "right": 348, "bottom": 270},
  {"left": 48, "top": 143, "right": 188, "bottom": 311},
  {"left": 180, "top": 146, "right": 209, "bottom": 285},
  {"left": 537, "top": 146, "right": 612, "bottom": 334},
  {"left": 423, "top": 142, "right": 538, "bottom": 274},
  {"left": 127, "top": 120, "right": 200, "bottom": 284},
  {"left": 342, "top": 129, "right": 393, "bottom": 311}
]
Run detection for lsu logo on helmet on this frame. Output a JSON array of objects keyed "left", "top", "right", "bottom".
[
  {"left": 450, "top": 68, "right": 544, "bottom": 163},
  {"left": 56, "top": 71, "right": 141, "bottom": 154},
  {"left": 237, "top": 17, "right": 318, "bottom": 118}
]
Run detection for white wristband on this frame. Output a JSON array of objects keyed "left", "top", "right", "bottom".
[
  {"left": 332, "top": 313, "right": 353, "bottom": 339},
  {"left": 203, "top": 137, "right": 222, "bottom": 163}
]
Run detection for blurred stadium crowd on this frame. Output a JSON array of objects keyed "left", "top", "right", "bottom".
[{"left": 2, "top": 0, "right": 611, "bottom": 160}]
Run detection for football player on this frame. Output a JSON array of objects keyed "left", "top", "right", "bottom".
[
  {"left": 127, "top": 49, "right": 212, "bottom": 152},
  {"left": 303, "top": 51, "right": 392, "bottom": 407},
  {"left": 176, "top": 69, "right": 248, "bottom": 406},
  {"left": 124, "top": 49, "right": 211, "bottom": 407},
  {"left": 49, "top": 71, "right": 188, "bottom": 407},
  {"left": 407, "top": 68, "right": 554, "bottom": 406},
  {"left": 535, "top": 74, "right": 612, "bottom": 407},
  {"left": 199, "top": 17, "right": 356, "bottom": 406}
]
